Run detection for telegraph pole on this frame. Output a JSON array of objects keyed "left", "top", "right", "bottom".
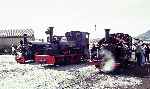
[{"left": 94, "top": 24, "right": 96, "bottom": 31}]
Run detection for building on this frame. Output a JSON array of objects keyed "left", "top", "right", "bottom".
[{"left": 0, "top": 29, "right": 35, "bottom": 53}]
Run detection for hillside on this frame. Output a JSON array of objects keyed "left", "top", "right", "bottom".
[{"left": 136, "top": 30, "right": 150, "bottom": 40}]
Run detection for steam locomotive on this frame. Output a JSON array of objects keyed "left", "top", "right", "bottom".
[
  {"left": 92, "top": 29, "right": 132, "bottom": 71},
  {"left": 16, "top": 27, "right": 90, "bottom": 65}
]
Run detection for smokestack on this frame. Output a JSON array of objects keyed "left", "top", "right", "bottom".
[
  {"left": 49, "top": 27, "right": 54, "bottom": 42},
  {"left": 23, "top": 34, "right": 28, "bottom": 44},
  {"left": 45, "top": 27, "right": 54, "bottom": 42},
  {"left": 105, "top": 29, "right": 110, "bottom": 41}
]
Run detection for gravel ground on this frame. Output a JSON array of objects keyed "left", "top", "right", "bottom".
[{"left": 0, "top": 55, "right": 149, "bottom": 89}]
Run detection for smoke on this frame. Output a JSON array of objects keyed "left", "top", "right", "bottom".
[{"left": 99, "top": 49, "right": 116, "bottom": 73}]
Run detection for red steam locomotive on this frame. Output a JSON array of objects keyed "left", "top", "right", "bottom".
[{"left": 16, "top": 27, "right": 90, "bottom": 65}]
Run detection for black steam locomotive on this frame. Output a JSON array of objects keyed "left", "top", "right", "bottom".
[{"left": 92, "top": 29, "right": 132, "bottom": 71}]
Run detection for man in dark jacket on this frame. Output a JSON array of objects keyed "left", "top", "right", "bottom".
[
  {"left": 135, "top": 45, "right": 142, "bottom": 66},
  {"left": 145, "top": 44, "right": 150, "bottom": 63},
  {"left": 91, "top": 44, "right": 97, "bottom": 59}
]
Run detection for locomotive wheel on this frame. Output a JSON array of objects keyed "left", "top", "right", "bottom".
[{"left": 95, "top": 60, "right": 105, "bottom": 69}]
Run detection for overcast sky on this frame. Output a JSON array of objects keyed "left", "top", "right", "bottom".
[{"left": 0, "top": 0, "right": 150, "bottom": 40}]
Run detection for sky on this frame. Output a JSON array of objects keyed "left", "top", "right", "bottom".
[{"left": 0, "top": 0, "right": 150, "bottom": 40}]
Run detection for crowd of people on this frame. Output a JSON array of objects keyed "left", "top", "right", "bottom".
[{"left": 135, "top": 42, "right": 150, "bottom": 66}]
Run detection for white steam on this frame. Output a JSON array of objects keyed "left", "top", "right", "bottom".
[{"left": 99, "top": 50, "right": 116, "bottom": 72}]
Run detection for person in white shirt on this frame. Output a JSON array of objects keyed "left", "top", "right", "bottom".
[{"left": 11, "top": 44, "right": 15, "bottom": 55}]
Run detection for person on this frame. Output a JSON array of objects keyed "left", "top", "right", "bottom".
[
  {"left": 145, "top": 44, "right": 150, "bottom": 63},
  {"left": 20, "top": 40, "right": 23, "bottom": 46},
  {"left": 135, "top": 45, "right": 142, "bottom": 66},
  {"left": 141, "top": 44, "right": 146, "bottom": 65},
  {"left": 11, "top": 44, "right": 16, "bottom": 55},
  {"left": 91, "top": 44, "right": 97, "bottom": 59}
]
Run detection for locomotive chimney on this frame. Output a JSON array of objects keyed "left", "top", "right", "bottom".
[
  {"left": 23, "top": 34, "right": 28, "bottom": 44},
  {"left": 49, "top": 27, "right": 54, "bottom": 42},
  {"left": 45, "top": 27, "right": 54, "bottom": 42},
  {"left": 105, "top": 29, "right": 110, "bottom": 41}
]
